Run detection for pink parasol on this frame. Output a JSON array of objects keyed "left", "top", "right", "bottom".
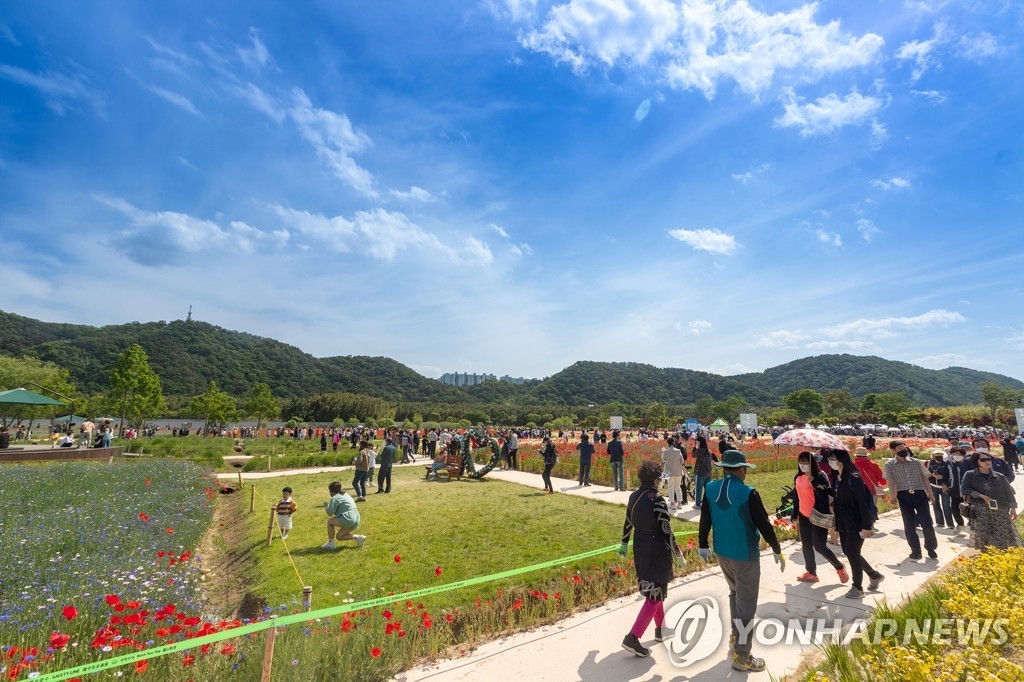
[{"left": 773, "top": 428, "right": 848, "bottom": 451}]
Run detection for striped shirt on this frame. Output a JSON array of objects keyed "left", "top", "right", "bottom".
[
  {"left": 883, "top": 457, "right": 931, "bottom": 493},
  {"left": 276, "top": 499, "right": 297, "bottom": 516}
]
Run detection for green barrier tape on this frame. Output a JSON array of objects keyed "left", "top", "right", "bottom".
[{"left": 35, "top": 530, "right": 698, "bottom": 681}]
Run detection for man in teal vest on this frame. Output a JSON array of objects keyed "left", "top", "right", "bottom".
[{"left": 697, "top": 450, "right": 785, "bottom": 673}]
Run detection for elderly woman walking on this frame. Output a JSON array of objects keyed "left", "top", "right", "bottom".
[
  {"left": 618, "top": 459, "right": 684, "bottom": 657},
  {"left": 962, "top": 450, "right": 1022, "bottom": 550}
]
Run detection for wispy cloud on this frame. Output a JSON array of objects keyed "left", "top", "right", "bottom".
[
  {"left": 0, "top": 22, "right": 20, "bottom": 46},
  {"left": 914, "top": 352, "right": 967, "bottom": 367},
  {"left": 288, "top": 89, "right": 377, "bottom": 197},
  {"left": 491, "top": 224, "right": 511, "bottom": 239},
  {"left": 0, "top": 63, "right": 105, "bottom": 115},
  {"left": 911, "top": 89, "right": 946, "bottom": 104},
  {"left": 464, "top": 236, "right": 494, "bottom": 265},
  {"left": 816, "top": 229, "right": 842, "bottom": 247},
  {"left": 896, "top": 21, "right": 999, "bottom": 81},
  {"left": 758, "top": 309, "right": 967, "bottom": 350},
  {"left": 390, "top": 186, "right": 436, "bottom": 202},
  {"left": 238, "top": 27, "right": 273, "bottom": 70},
  {"left": 857, "top": 218, "right": 881, "bottom": 242},
  {"left": 731, "top": 163, "right": 769, "bottom": 185},
  {"left": 144, "top": 84, "right": 200, "bottom": 115},
  {"left": 776, "top": 89, "right": 883, "bottom": 136},
  {"left": 870, "top": 177, "right": 911, "bottom": 190},
  {"left": 686, "top": 320, "right": 713, "bottom": 335},
  {"left": 667, "top": 228, "right": 737, "bottom": 255}
]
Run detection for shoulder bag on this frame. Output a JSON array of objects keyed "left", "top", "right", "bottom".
[{"left": 809, "top": 508, "right": 835, "bottom": 529}]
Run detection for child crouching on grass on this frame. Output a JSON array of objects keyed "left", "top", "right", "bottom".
[
  {"left": 323, "top": 481, "right": 365, "bottom": 550},
  {"left": 276, "top": 487, "right": 297, "bottom": 539}
]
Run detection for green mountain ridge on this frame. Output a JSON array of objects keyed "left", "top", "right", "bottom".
[{"left": 1, "top": 310, "right": 1020, "bottom": 406}]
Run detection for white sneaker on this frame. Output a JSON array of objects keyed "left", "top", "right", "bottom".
[
  {"left": 321, "top": 541, "right": 337, "bottom": 550},
  {"left": 354, "top": 535, "right": 366, "bottom": 548}
]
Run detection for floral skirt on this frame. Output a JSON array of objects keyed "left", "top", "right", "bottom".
[{"left": 970, "top": 505, "right": 1023, "bottom": 551}]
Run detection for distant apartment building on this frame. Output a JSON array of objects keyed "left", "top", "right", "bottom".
[{"left": 439, "top": 373, "right": 531, "bottom": 386}]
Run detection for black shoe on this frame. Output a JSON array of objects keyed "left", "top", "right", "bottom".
[
  {"left": 621, "top": 633, "right": 650, "bottom": 657},
  {"left": 654, "top": 627, "right": 673, "bottom": 642},
  {"left": 927, "top": 549, "right": 938, "bottom": 559},
  {"left": 908, "top": 552, "right": 922, "bottom": 560}
]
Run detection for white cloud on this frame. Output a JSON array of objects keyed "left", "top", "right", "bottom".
[
  {"left": 491, "top": 224, "right": 511, "bottom": 239},
  {"left": 234, "top": 83, "right": 286, "bottom": 124},
  {"left": 731, "top": 163, "right": 769, "bottom": 184},
  {"left": 517, "top": 0, "right": 883, "bottom": 99},
  {"left": 0, "top": 63, "right": 104, "bottom": 115},
  {"left": 911, "top": 89, "right": 946, "bottom": 104},
  {"left": 96, "top": 196, "right": 286, "bottom": 265},
  {"left": 775, "top": 89, "right": 882, "bottom": 136},
  {"left": 705, "top": 362, "right": 754, "bottom": 375},
  {"left": 815, "top": 229, "right": 842, "bottom": 247},
  {"left": 390, "top": 186, "right": 436, "bottom": 202},
  {"left": 956, "top": 33, "right": 1000, "bottom": 61},
  {"left": 757, "top": 329, "right": 808, "bottom": 348},
  {"left": 238, "top": 27, "right": 273, "bottom": 70},
  {"left": 870, "top": 176, "right": 910, "bottom": 190},
  {"left": 914, "top": 352, "right": 968, "bottom": 367},
  {"left": 511, "top": 242, "right": 533, "bottom": 256},
  {"left": 870, "top": 119, "right": 888, "bottom": 147},
  {"left": 288, "top": 89, "right": 377, "bottom": 197},
  {"left": 144, "top": 85, "right": 200, "bottom": 115},
  {"left": 856, "top": 218, "right": 881, "bottom": 242},
  {"left": 272, "top": 205, "right": 448, "bottom": 261},
  {"left": 0, "top": 22, "right": 20, "bottom": 46},
  {"left": 821, "top": 309, "right": 966, "bottom": 339},
  {"left": 895, "top": 21, "right": 999, "bottom": 80},
  {"left": 687, "top": 319, "right": 713, "bottom": 335},
  {"left": 667, "top": 227, "right": 737, "bottom": 255},
  {"left": 634, "top": 97, "right": 652, "bottom": 123},
  {"left": 464, "top": 237, "right": 494, "bottom": 264}
]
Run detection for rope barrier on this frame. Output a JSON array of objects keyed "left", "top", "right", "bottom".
[{"left": 32, "top": 531, "right": 698, "bottom": 681}]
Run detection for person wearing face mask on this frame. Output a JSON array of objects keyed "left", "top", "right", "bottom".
[
  {"left": 927, "top": 449, "right": 956, "bottom": 530},
  {"left": 791, "top": 452, "right": 847, "bottom": 584},
  {"left": 884, "top": 441, "right": 938, "bottom": 561},
  {"left": 828, "top": 449, "right": 884, "bottom": 599},
  {"left": 945, "top": 447, "right": 968, "bottom": 531},
  {"left": 961, "top": 438, "right": 1015, "bottom": 483},
  {"left": 961, "top": 450, "right": 1022, "bottom": 551}
]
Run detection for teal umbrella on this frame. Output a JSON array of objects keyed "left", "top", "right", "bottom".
[{"left": 0, "top": 388, "right": 66, "bottom": 406}]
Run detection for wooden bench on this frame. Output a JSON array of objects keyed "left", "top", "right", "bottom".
[{"left": 424, "top": 452, "right": 463, "bottom": 480}]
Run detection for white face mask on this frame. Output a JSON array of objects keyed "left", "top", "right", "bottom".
[
  {"left": 952, "top": 456, "right": 963, "bottom": 462},
  {"left": 798, "top": 463, "right": 811, "bottom": 473},
  {"left": 975, "top": 447, "right": 990, "bottom": 454}
]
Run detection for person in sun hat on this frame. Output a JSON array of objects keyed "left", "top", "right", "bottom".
[
  {"left": 697, "top": 450, "right": 783, "bottom": 673},
  {"left": 853, "top": 446, "right": 886, "bottom": 527}
]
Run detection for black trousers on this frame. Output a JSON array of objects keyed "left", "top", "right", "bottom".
[
  {"left": 377, "top": 465, "right": 392, "bottom": 493},
  {"left": 897, "top": 489, "right": 937, "bottom": 554},
  {"left": 838, "top": 527, "right": 880, "bottom": 590}
]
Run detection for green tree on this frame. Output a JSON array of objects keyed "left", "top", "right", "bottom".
[
  {"left": 0, "top": 354, "right": 76, "bottom": 428},
  {"left": 860, "top": 394, "right": 878, "bottom": 414},
  {"left": 244, "top": 383, "right": 279, "bottom": 430},
  {"left": 979, "top": 382, "right": 1017, "bottom": 427},
  {"left": 644, "top": 401, "right": 669, "bottom": 428},
  {"left": 693, "top": 397, "right": 716, "bottom": 421},
  {"left": 823, "top": 390, "right": 858, "bottom": 419},
  {"left": 783, "top": 389, "right": 824, "bottom": 421},
  {"left": 108, "top": 344, "right": 165, "bottom": 433},
  {"left": 712, "top": 395, "right": 748, "bottom": 423},
  {"left": 873, "top": 392, "right": 912, "bottom": 422},
  {"left": 188, "top": 381, "right": 238, "bottom": 433}
]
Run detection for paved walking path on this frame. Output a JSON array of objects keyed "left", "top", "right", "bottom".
[{"left": 393, "top": 467, "right": 1023, "bottom": 682}]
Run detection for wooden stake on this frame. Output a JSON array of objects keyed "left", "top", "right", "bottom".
[
  {"left": 238, "top": 470, "right": 243, "bottom": 489},
  {"left": 250, "top": 484, "right": 256, "bottom": 513},
  {"left": 302, "top": 586, "right": 313, "bottom": 612},
  {"left": 260, "top": 618, "right": 277, "bottom": 682},
  {"left": 266, "top": 506, "right": 276, "bottom": 546}
]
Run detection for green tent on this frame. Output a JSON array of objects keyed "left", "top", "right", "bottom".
[
  {"left": 0, "top": 388, "right": 66, "bottom": 406},
  {"left": 708, "top": 418, "right": 730, "bottom": 432}
]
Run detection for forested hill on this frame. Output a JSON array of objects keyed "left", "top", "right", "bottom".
[{"left": 1, "top": 310, "right": 1021, "bottom": 406}]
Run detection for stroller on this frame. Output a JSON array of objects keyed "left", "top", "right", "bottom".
[{"left": 775, "top": 484, "right": 797, "bottom": 521}]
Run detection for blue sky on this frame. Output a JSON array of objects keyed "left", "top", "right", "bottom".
[{"left": 2, "top": 1, "right": 1022, "bottom": 382}]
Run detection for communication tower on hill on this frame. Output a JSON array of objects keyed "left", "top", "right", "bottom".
[{"left": 186, "top": 305, "right": 192, "bottom": 322}]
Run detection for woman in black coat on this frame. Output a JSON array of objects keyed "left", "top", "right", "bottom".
[
  {"left": 618, "top": 459, "right": 684, "bottom": 657},
  {"left": 540, "top": 436, "right": 557, "bottom": 494},
  {"left": 827, "top": 449, "right": 884, "bottom": 600}
]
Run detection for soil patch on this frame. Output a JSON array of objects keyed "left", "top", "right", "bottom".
[{"left": 196, "top": 485, "right": 266, "bottom": 620}]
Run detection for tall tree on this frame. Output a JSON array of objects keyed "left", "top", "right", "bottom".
[
  {"left": 784, "top": 389, "right": 825, "bottom": 421},
  {"left": 979, "top": 381, "right": 1017, "bottom": 427},
  {"left": 644, "top": 401, "right": 669, "bottom": 428},
  {"left": 0, "top": 354, "right": 76, "bottom": 428},
  {"left": 823, "top": 390, "right": 858, "bottom": 419},
  {"left": 244, "top": 383, "right": 279, "bottom": 430},
  {"left": 872, "top": 392, "right": 912, "bottom": 422},
  {"left": 108, "top": 345, "right": 165, "bottom": 433},
  {"left": 189, "top": 381, "right": 238, "bottom": 433}
]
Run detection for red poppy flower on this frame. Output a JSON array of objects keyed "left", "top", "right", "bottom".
[
  {"left": 370, "top": 646, "right": 382, "bottom": 658},
  {"left": 134, "top": 660, "right": 148, "bottom": 674},
  {"left": 435, "top": 566, "right": 442, "bottom": 577},
  {"left": 382, "top": 610, "right": 392, "bottom": 620},
  {"left": 220, "top": 644, "right": 236, "bottom": 656},
  {"left": 166, "top": 527, "right": 174, "bottom": 534},
  {"left": 182, "top": 654, "right": 195, "bottom": 667},
  {"left": 62, "top": 605, "right": 78, "bottom": 621},
  {"left": 105, "top": 595, "right": 120, "bottom": 606},
  {"left": 138, "top": 513, "right": 149, "bottom": 522},
  {"left": 394, "top": 555, "right": 401, "bottom": 563},
  {"left": 50, "top": 633, "right": 71, "bottom": 649}
]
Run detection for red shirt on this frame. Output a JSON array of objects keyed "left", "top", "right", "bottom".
[{"left": 853, "top": 457, "right": 887, "bottom": 490}]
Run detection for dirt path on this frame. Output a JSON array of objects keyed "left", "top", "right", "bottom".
[{"left": 196, "top": 487, "right": 267, "bottom": 620}]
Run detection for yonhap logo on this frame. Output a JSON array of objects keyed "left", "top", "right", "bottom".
[{"left": 663, "top": 597, "right": 723, "bottom": 667}]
